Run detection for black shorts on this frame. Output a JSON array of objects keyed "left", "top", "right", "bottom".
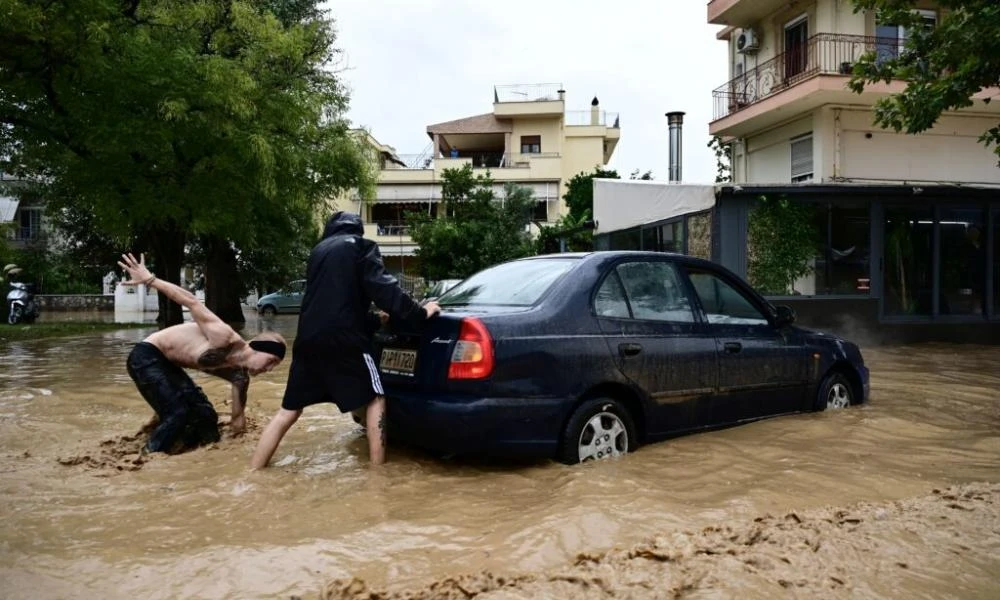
[
  {"left": 281, "top": 350, "right": 384, "bottom": 413},
  {"left": 126, "top": 342, "right": 220, "bottom": 452}
]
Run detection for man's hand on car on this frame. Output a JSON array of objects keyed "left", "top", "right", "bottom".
[{"left": 424, "top": 301, "right": 441, "bottom": 318}]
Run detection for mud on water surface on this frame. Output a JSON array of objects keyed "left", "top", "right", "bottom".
[{"left": 0, "top": 318, "right": 998, "bottom": 599}]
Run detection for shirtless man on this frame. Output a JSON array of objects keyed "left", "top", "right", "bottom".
[{"left": 118, "top": 253, "right": 286, "bottom": 453}]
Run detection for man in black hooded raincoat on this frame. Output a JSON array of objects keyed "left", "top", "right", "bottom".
[{"left": 251, "top": 212, "right": 440, "bottom": 468}]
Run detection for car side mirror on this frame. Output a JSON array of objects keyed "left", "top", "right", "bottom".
[{"left": 774, "top": 305, "right": 796, "bottom": 327}]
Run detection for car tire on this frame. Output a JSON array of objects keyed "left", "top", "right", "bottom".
[
  {"left": 815, "top": 371, "right": 854, "bottom": 411},
  {"left": 260, "top": 305, "right": 277, "bottom": 317},
  {"left": 557, "top": 397, "right": 636, "bottom": 465}
]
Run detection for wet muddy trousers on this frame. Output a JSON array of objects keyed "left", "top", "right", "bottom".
[{"left": 126, "top": 343, "right": 220, "bottom": 453}]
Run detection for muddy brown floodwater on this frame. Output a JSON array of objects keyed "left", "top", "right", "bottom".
[{"left": 1, "top": 314, "right": 998, "bottom": 599}]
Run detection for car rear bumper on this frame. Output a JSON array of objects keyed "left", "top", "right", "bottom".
[{"left": 384, "top": 391, "right": 570, "bottom": 458}]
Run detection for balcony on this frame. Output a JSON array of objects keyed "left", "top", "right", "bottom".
[
  {"left": 565, "top": 110, "right": 621, "bottom": 128},
  {"left": 379, "top": 152, "right": 563, "bottom": 183},
  {"left": 708, "top": 0, "right": 788, "bottom": 26},
  {"left": 710, "top": 34, "right": 927, "bottom": 136},
  {"left": 493, "top": 83, "right": 565, "bottom": 118}
]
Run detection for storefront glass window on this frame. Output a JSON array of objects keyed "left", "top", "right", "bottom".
[
  {"left": 993, "top": 208, "right": 999, "bottom": 318},
  {"left": 939, "top": 207, "right": 986, "bottom": 316},
  {"left": 883, "top": 206, "right": 933, "bottom": 316},
  {"left": 608, "top": 228, "right": 641, "bottom": 250},
  {"left": 815, "top": 204, "right": 871, "bottom": 295}
]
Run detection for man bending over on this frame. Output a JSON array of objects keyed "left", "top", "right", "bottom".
[{"left": 118, "top": 253, "right": 286, "bottom": 453}]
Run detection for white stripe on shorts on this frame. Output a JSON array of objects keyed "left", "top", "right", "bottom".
[{"left": 362, "top": 352, "right": 384, "bottom": 396}]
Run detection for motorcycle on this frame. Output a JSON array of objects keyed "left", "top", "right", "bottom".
[{"left": 7, "top": 281, "right": 40, "bottom": 325}]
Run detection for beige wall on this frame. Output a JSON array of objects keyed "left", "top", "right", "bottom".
[
  {"left": 742, "top": 116, "right": 813, "bottom": 183},
  {"left": 510, "top": 117, "right": 563, "bottom": 155},
  {"left": 560, "top": 135, "right": 606, "bottom": 208},
  {"left": 833, "top": 109, "right": 1000, "bottom": 184}
]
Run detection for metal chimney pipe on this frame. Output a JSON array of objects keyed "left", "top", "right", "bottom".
[{"left": 666, "top": 111, "right": 685, "bottom": 182}]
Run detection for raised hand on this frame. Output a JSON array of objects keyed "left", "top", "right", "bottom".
[{"left": 117, "top": 253, "right": 154, "bottom": 285}]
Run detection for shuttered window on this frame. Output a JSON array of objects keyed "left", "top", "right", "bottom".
[{"left": 790, "top": 134, "right": 813, "bottom": 182}]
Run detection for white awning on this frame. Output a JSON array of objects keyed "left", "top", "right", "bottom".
[
  {"left": 593, "top": 180, "right": 716, "bottom": 234},
  {"left": 0, "top": 196, "right": 19, "bottom": 222},
  {"left": 374, "top": 181, "right": 560, "bottom": 203},
  {"left": 379, "top": 243, "right": 419, "bottom": 257}
]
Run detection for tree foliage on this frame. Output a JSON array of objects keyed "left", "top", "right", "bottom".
[
  {"left": 0, "top": 0, "right": 373, "bottom": 324},
  {"left": 849, "top": 0, "right": 1000, "bottom": 162},
  {"left": 535, "top": 167, "right": 619, "bottom": 253},
  {"left": 708, "top": 136, "right": 732, "bottom": 183},
  {"left": 747, "top": 196, "right": 819, "bottom": 295},
  {"left": 406, "top": 165, "right": 535, "bottom": 280}
]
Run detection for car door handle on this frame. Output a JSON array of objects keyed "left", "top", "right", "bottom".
[
  {"left": 618, "top": 343, "right": 643, "bottom": 357},
  {"left": 724, "top": 342, "right": 742, "bottom": 354}
]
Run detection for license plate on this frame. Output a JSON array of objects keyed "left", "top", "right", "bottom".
[{"left": 380, "top": 348, "right": 417, "bottom": 375}]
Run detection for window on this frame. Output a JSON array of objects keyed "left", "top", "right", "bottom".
[
  {"left": 520, "top": 135, "right": 541, "bottom": 154},
  {"left": 790, "top": 134, "right": 813, "bottom": 182},
  {"left": 439, "top": 258, "right": 576, "bottom": 307},
  {"left": 17, "top": 207, "right": 41, "bottom": 241},
  {"left": 594, "top": 273, "right": 630, "bottom": 319},
  {"left": 876, "top": 9, "right": 936, "bottom": 63},
  {"left": 883, "top": 205, "right": 933, "bottom": 316},
  {"left": 687, "top": 270, "right": 769, "bottom": 326},
  {"left": 939, "top": 207, "right": 986, "bottom": 316},
  {"left": 614, "top": 261, "right": 695, "bottom": 323},
  {"left": 784, "top": 16, "right": 809, "bottom": 80},
  {"left": 639, "top": 220, "right": 685, "bottom": 253},
  {"left": 532, "top": 200, "right": 549, "bottom": 222}
]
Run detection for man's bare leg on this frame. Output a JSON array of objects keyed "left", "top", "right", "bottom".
[
  {"left": 250, "top": 408, "right": 301, "bottom": 469},
  {"left": 366, "top": 396, "right": 387, "bottom": 465}
]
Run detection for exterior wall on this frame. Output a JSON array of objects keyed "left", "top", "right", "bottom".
[
  {"left": 742, "top": 116, "right": 812, "bottom": 183},
  {"left": 509, "top": 117, "right": 563, "bottom": 156},
  {"left": 560, "top": 135, "right": 606, "bottom": 208},
  {"left": 834, "top": 109, "right": 1000, "bottom": 184},
  {"left": 37, "top": 294, "right": 115, "bottom": 311}
]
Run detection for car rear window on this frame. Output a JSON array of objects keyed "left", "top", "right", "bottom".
[{"left": 438, "top": 258, "right": 577, "bottom": 307}]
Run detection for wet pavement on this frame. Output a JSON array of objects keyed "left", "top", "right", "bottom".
[{"left": 0, "top": 313, "right": 998, "bottom": 599}]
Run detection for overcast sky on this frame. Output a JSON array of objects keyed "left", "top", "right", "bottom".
[{"left": 327, "top": 1, "right": 727, "bottom": 184}]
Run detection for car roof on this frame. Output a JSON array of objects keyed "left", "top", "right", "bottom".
[{"left": 516, "top": 251, "right": 720, "bottom": 270}]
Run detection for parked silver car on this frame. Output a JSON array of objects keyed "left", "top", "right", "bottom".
[{"left": 256, "top": 279, "right": 306, "bottom": 316}]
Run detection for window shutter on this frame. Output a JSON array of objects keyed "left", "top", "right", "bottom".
[{"left": 790, "top": 135, "right": 813, "bottom": 181}]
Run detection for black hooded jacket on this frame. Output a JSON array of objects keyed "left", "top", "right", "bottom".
[{"left": 293, "top": 212, "right": 426, "bottom": 354}]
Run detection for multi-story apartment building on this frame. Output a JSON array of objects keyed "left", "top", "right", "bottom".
[
  {"left": 593, "top": 2, "right": 999, "bottom": 341},
  {"left": 339, "top": 84, "right": 621, "bottom": 273},
  {"left": 709, "top": 0, "right": 999, "bottom": 185}
]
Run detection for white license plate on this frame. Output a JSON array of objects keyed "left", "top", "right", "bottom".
[{"left": 380, "top": 348, "right": 417, "bottom": 375}]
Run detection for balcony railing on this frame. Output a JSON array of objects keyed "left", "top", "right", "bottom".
[
  {"left": 373, "top": 221, "right": 410, "bottom": 236},
  {"left": 712, "top": 33, "right": 906, "bottom": 121},
  {"left": 565, "top": 110, "right": 621, "bottom": 128},
  {"left": 383, "top": 152, "right": 560, "bottom": 171},
  {"left": 494, "top": 83, "right": 563, "bottom": 103}
]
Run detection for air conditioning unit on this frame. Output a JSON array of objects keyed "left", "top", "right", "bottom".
[{"left": 736, "top": 28, "right": 761, "bottom": 54}]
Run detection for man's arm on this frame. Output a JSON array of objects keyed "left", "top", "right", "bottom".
[
  {"left": 358, "top": 243, "right": 439, "bottom": 325},
  {"left": 207, "top": 367, "right": 250, "bottom": 433},
  {"left": 118, "top": 253, "right": 237, "bottom": 347}
]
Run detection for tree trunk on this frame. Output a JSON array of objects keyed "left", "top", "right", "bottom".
[
  {"left": 204, "top": 235, "right": 246, "bottom": 325},
  {"left": 146, "top": 224, "right": 186, "bottom": 328}
]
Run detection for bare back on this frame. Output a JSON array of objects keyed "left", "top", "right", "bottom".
[{"left": 145, "top": 323, "right": 245, "bottom": 371}]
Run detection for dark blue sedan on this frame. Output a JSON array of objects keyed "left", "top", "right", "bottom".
[{"left": 374, "top": 251, "right": 869, "bottom": 464}]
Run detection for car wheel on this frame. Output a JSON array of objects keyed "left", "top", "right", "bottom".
[
  {"left": 816, "top": 372, "right": 854, "bottom": 411},
  {"left": 351, "top": 408, "right": 366, "bottom": 428},
  {"left": 260, "top": 305, "right": 277, "bottom": 317},
  {"left": 558, "top": 397, "right": 636, "bottom": 465}
]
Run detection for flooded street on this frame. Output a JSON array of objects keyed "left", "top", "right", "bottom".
[{"left": 1, "top": 315, "right": 998, "bottom": 599}]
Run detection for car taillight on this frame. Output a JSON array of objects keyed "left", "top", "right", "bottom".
[{"left": 447, "top": 317, "right": 494, "bottom": 380}]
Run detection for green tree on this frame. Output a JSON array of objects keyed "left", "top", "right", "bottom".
[
  {"left": 0, "top": 0, "right": 372, "bottom": 325},
  {"left": 536, "top": 167, "right": 620, "bottom": 253},
  {"left": 407, "top": 165, "right": 534, "bottom": 280},
  {"left": 848, "top": 0, "right": 1000, "bottom": 162},
  {"left": 747, "top": 196, "right": 819, "bottom": 295},
  {"left": 708, "top": 136, "right": 732, "bottom": 183}
]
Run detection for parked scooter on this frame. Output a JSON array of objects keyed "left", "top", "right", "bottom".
[{"left": 4, "top": 264, "right": 40, "bottom": 325}]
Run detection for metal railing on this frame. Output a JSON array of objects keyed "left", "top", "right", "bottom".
[
  {"left": 565, "top": 110, "right": 621, "bottom": 128},
  {"left": 494, "top": 83, "right": 564, "bottom": 103},
  {"left": 373, "top": 221, "right": 411, "bottom": 236},
  {"left": 385, "top": 151, "right": 561, "bottom": 170},
  {"left": 712, "top": 34, "right": 905, "bottom": 121}
]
